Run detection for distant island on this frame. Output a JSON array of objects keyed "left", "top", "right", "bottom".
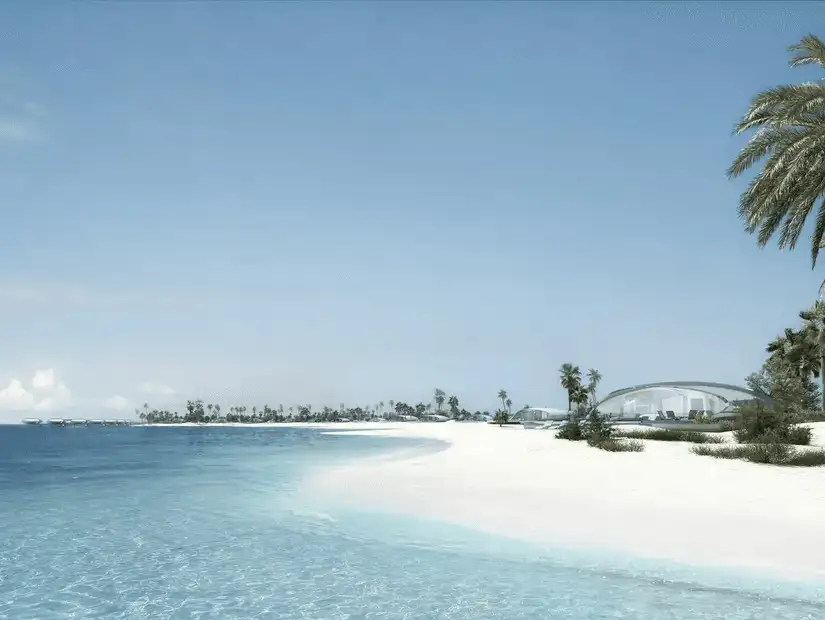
[{"left": 136, "top": 390, "right": 506, "bottom": 424}]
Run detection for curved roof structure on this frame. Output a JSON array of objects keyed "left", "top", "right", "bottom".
[
  {"left": 512, "top": 407, "right": 569, "bottom": 422},
  {"left": 596, "top": 381, "right": 770, "bottom": 415}
]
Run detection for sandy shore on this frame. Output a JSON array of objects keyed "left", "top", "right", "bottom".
[{"left": 310, "top": 422, "right": 825, "bottom": 581}]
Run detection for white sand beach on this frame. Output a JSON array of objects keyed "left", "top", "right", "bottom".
[{"left": 311, "top": 422, "right": 825, "bottom": 581}]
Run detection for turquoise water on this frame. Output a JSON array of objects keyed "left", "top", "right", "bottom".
[{"left": 0, "top": 426, "right": 822, "bottom": 619}]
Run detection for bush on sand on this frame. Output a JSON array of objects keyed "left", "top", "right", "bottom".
[
  {"left": 691, "top": 442, "right": 825, "bottom": 466},
  {"left": 614, "top": 428, "right": 724, "bottom": 444}
]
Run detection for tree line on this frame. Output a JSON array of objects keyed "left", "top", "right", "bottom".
[{"left": 138, "top": 388, "right": 507, "bottom": 424}]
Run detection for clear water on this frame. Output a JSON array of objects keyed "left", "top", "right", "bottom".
[{"left": 0, "top": 426, "right": 822, "bottom": 619}]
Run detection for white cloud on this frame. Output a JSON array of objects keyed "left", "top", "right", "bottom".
[
  {"left": 34, "top": 380, "right": 72, "bottom": 412},
  {"left": 32, "top": 368, "right": 55, "bottom": 390},
  {"left": 0, "top": 369, "right": 72, "bottom": 417},
  {"left": 103, "top": 395, "right": 128, "bottom": 411},
  {"left": 0, "top": 379, "right": 35, "bottom": 411},
  {"left": 139, "top": 381, "right": 176, "bottom": 396}
]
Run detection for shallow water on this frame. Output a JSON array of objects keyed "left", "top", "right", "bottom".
[{"left": 0, "top": 425, "right": 821, "bottom": 619}]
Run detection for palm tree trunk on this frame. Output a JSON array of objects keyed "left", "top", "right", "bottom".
[{"left": 821, "top": 355, "right": 825, "bottom": 413}]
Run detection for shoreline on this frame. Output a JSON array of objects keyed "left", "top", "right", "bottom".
[{"left": 309, "top": 422, "right": 825, "bottom": 582}]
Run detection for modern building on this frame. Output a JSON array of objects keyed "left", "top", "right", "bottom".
[
  {"left": 511, "top": 407, "right": 570, "bottom": 423},
  {"left": 596, "top": 381, "right": 770, "bottom": 419}
]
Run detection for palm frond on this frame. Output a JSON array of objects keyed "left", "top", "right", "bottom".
[
  {"left": 733, "top": 83, "right": 825, "bottom": 135},
  {"left": 789, "top": 34, "right": 825, "bottom": 69}
]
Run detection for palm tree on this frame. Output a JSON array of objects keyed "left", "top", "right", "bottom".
[
  {"left": 586, "top": 368, "right": 602, "bottom": 405},
  {"left": 572, "top": 385, "right": 589, "bottom": 409},
  {"left": 497, "top": 389, "right": 508, "bottom": 412},
  {"left": 559, "top": 363, "right": 582, "bottom": 411},
  {"left": 447, "top": 395, "right": 459, "bottom": 416},
  {"left": 769, "top": 326, "right": 820, "bottom": 377},
  {"left": 505, "top": 397, "right": 512, "bottom": 414},
  {"left": 728, "top": 34, "right": 825, "bottom": 267},
  {"left": 434, "top": 389, "right": 446, "bottom": 413},
  {"left": 799, "top": 301, "right": 825, "bottom": 411}
]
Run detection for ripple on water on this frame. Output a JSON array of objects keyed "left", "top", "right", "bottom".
[{"left": 0, "top": 426, "right": 822, "bottom": 619}]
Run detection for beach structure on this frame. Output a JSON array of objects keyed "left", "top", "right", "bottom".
[
  {"left": 22, "top": 418, "right": 43, "bottom": 425},
  {"left": 422, "top": 414, "right": 449, "bottom": 422},
  {"left": 512, "top": 407, "right": 570, "bottom": 429},
  {"left": 596, "top": 381, "right": 770, "bottom": 422},
  {"left": 46, "top": 418, "right": 67, "bottom": 426}
]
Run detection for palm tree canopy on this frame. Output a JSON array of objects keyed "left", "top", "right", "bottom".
[
  {"left": 728, "top": 34, "right": 825, "bottom": 266},
  {"left": 559, "top": 363, "right": 582, "bottom": 390}
]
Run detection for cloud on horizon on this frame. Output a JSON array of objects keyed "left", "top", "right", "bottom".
[{"left": 0, "top": 368, "right": 72, "bottom": 418}]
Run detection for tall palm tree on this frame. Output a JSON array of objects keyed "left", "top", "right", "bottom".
[
  {"left": 586, "top": 368, "right": 602, "bottom": 405},
  {"left": 559, "top": 363, "right": 582, "bottom": 411},
  {"left": 728, "top": 34, "right": 825, "bottom": 267},
  {"left": 434, "top": 389, "right": 446, "bottom": 413},
  {"left": 497, "top": 389, "right": 508, "bottom": 412},
  {"left": 769, "top": 326, "right": 820, "bottom": 377},
  {"left": 799, "top": 301, "right": 825, "bottom": 411}
]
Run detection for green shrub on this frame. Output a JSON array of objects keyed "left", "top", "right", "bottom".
[
  {"left": 594, "top": 438, "right": 645, "bottom": 452},
  {"left": 614, "top": 429, "right": 724, "bottom": 444},
  {"left": 691, "top": 443, "right": 825, "bottom": 466},
  {"left": 784, "top": 425, "right": 814, "bottom": 445},
  {"left": 493, "top": 409, "right": 510, "bottom": 427},
  {"left": 732, "top": 403, "right": 812, "bottom": 445},
  {"left": 556, "top": 418, "right": 585, "bottom": 440},
  {"left": 786, "top": 449, "right": 825, "bottom": 466},
  {"left": 582, "top": 412, "right": 613, "bottom": 445},
  {"left": 693, "top": 412, "right": 717, "bottom": 424},
  {"left": 788, "top": 410, "right": 825, "bottom": 424}
]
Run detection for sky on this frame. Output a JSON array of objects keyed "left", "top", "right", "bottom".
[{"left": 1, "top": 1, "right": 825, "bottom": 420}]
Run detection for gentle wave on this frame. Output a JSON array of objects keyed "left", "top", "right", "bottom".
[{"left": 0, "top": 426, "right": 820, "bottom": 619}]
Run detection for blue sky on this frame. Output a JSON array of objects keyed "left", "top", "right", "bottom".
[{"left": 0, "top": 1, "right": 823, "bottom": 418}]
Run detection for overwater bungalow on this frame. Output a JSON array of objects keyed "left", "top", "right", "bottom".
[
  {"left": 102, "top": 419, "right": 117, "bottom": 426},
  {"left": 22, "top": 418, "right": 43, "bottom": 425},
  {"left": 88, "top": 419, "right": 104, "bottom": 425},
  {"left": 69, "top": 419, "right": 88, "bottom": 426},
  {"left": 47, "top": 418, "right": 67, "bottom": 426}
]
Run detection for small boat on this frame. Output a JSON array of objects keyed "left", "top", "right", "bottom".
[{"left": 22, "top": 418, "right": 43, "bottom": 425}]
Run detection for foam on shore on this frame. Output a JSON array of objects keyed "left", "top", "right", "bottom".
[{"left": 310, "top": 422, "right": 825, "bottom": 582}]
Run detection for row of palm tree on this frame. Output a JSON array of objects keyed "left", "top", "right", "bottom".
[
  {"left": 138, "top": 388, "right": 515, "bottom": 424},
  {"left": 559, "top": 364, "right": 602, "bottom": 411},
  {"left": 138, "top": 383, "right": 558, "bottom": 425}
]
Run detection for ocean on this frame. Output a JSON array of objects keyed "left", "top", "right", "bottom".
[{"left": 0, "top": 425, "right": 822, "bottom": 619}]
